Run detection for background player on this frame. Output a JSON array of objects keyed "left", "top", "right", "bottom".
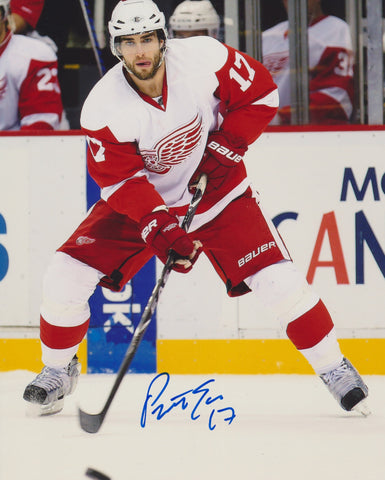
[
  {"left": 169, "top": 0, "right": 220, "bottom": 39},
  {"left": 263, "top": 0, "right": 354, "bottom": 124},
  {"left": 23, "top": 0, "right": 368, "bottom": 417},
  {"left": 0, "top": 0, "right": 63, "bottom": 130}
]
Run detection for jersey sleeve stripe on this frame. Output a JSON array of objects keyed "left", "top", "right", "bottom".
[
  {"left": 317, "top": 86, "right": 353, "bottom": 118},
  {"left": 100, "top": 171, "right": 148, "bottom": 203},
  {"left": 251, "top": 88, "right": 279, "bottom": 108},
  {"left": 20, "top": 112, "right": 61, "bottom": 129}
]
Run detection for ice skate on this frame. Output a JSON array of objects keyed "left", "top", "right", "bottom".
[
  {"left": 23, "top": 355, "right": 81, "bottom": 415},
  {"left": 320, "top": 357, "right": 370, "bottom": 416}
]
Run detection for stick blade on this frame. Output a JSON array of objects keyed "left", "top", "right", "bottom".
[{"left": 78, "top": 407, "right": 105, "bottom": 434}]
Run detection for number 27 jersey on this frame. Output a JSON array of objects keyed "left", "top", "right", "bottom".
[{"left": 81, "top": 36, "right": 278, "bottom": 230}]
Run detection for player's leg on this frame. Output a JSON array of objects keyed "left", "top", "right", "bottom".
[
  {"left": 23, "top": 200, "right": 152, "bottom": 415},
  {"left": 23, "top": 252, "right": 103, "bottom": 415},
  {"left": 244, "top": 261, "right": 368, "bottom": 413},
  {"left": 198, "top": 189, "right": 368, "bottom": 413}
]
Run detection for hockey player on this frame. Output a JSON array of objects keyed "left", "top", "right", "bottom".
[
  {"left": 263, "top": 0, "right": 354, "bottom": 125},
  {"left": 23, "top": 0, "right": 368, "bottom": 417},
  {"left": 0, "top": 0, "right": 63, "bottom": 130},
  {"left": 169, "top": 0, "right": 220, "bottom": 39}
]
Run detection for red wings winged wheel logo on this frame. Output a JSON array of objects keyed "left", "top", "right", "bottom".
[
  {"left": 0, "top": 76, "right": 7, "bottom": 100},
  {"left": 141, "top": 114, "right": 203, "bottom": 174}
]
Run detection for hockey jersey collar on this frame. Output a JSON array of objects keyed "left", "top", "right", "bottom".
[
  {"left": 125, "top": 66, "right": 168, "bottom": 111},
  {"left": 309, "top": 15, "right": 328, "bottom": 27},
  {"left": 0, "top": 29, "right": 12, "bottom": 56}
]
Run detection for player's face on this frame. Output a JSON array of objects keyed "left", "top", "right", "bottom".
[
  {"left": 282, "top": 0, "right": 322, "bottom": 22},
  {"left": 172, "top": 29, "right": 208, "bottom": 39},
  {"left": 117, "top": 31, "right": 164, "bottom": 81}
]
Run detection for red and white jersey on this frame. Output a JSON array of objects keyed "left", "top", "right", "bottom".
[
  {"left": 0, "top": 30, "right": 63, "bottom": 130},
  {"left": 81, "top": 36, "right": 278, "bottom": 231},
  {"left": 263, "top": 15, "right": 354, "bottom": 124}
]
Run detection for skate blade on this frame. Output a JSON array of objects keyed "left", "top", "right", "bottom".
[
  {"left": 352, "top": 398, "right": 371, "bottom": 417},
  {"left": 26, "top": 398, "right": 64, "bottom": 417}
]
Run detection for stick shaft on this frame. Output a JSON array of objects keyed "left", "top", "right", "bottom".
[{"left": 78, "top": 0, "right": 106, "bottom": 77}]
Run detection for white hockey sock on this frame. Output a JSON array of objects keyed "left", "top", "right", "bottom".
[{"left": 298, "top": 328, "right": 343, "bottom": 375}]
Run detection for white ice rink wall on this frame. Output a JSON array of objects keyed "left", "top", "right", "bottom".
[
  {"left": 1, "top": 128, "right": 384, "bottom": 373},
  {"left": 0, "top": 132, "right": 89, "bottom": 371}
]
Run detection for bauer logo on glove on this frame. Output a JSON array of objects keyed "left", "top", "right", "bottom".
[
  {"left": 207, "top": 140, "right": 244, "bottom": 163},
  {"left": 189, "top": 130, "right": 248, "bottom": 193}
]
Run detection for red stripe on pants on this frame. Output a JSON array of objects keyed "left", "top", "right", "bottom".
[
  {"left": 286, "top": 300, "right": 334, "bottom": 350},
  {"left": 40, "top": 316, "right": 90, "bottom": 349}
]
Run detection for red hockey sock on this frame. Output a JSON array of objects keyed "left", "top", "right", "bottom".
[
  {"left": 286, "top": 300, "right": 334, "bottom": 350},
  {"left": 40, "top": 316, "right": 90, "bottom": 349}
]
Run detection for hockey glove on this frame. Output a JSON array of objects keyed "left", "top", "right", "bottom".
[
  {"left": 189, "top": 131, "right": 248, "bottom": 193},
  {"left": 140, "top": 210, "right": 202, "bottom": 273}
]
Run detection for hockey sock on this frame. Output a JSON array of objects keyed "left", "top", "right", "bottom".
[
  {"left": 40, "top": 315, "right": 89, "bottom": 367},
  {"left": 286, "top": 300, "right": 343, "bottom": 374}
]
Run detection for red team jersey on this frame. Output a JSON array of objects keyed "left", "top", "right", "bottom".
[
  {"left": 81, "top": 36, "right": 279, "bottom": 230},
  {"left": 263, "top": 15, "right": 354, "bottom": 124},
  {"left": 0, "top": 30, "right": 63, "bottom": 130}
]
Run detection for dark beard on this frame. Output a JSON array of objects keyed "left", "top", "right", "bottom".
[{"left": 126, "top": 51, "right": 163, "bottom": 81}]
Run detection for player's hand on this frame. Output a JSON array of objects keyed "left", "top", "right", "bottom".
[
  {"left": 140, "top": 210, "right": 203, "bottom": 273},
  {"left": 189, "top": 131, "right": 247, "bottom": 193},
  {"left": 172, "top": 240, "right": 203, "bottom": 272}
]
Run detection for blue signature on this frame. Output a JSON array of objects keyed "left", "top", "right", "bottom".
[{"left": 140, "top": 372, "right": 236, "bottom": 430}]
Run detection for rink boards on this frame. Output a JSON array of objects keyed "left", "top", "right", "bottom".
[{"left": 0, "top": 128, "right": 384, "bottom": 373}]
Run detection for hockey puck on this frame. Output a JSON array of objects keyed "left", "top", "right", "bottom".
[{"left": 85, "top": 467, "right": 111, "bottom": 480}]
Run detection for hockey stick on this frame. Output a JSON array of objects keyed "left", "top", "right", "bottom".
[
  {"left": 78, "top": 0, "right": 106, "bottom": 77},
  {"left": 78, "top": 174, "right": 207, "bottom": 433}
]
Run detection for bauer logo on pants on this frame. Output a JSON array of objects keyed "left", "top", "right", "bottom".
[{"left": 238, "top": 241, "right": 277, "bottom": 267}]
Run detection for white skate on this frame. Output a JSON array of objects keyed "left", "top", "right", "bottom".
[
  {"left": 320, "top": 357, "right": 370, "bottom": 416},
  {"left": 23, "top": 355, "right": 81, "bottom": 415}
]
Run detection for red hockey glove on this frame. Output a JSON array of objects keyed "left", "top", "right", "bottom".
[
  {"left": 140, "top": 210, "right": 202, "bottom": 273},
  {"left": 189, "top": 131, "right": 248, "bottom": 193}
]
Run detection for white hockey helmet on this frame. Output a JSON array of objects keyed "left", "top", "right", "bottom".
[
  {"left": 0, "top": 0, "right": 10, "bottom": 19},
  {"left": 169, "top": 0, "right": 220, "bottom": 38},
  {"left": 108, "top": 0, "right": 167, "bottom": 58}
]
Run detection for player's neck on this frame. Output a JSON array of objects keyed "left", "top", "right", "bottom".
[
  {"left": 308, "top": 6, "right": 324, "bottom": 25},
  {"left": 126, "top": 62, "right": 165, "bottom": 98}
]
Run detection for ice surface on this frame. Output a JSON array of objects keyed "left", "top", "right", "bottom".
[{"left": 1, "top": 371, "right": 385, "bottom": 480}]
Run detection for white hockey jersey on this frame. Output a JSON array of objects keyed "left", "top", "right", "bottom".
[
  {"left": 0, "top": 30, "right": 62, "bottom": 131},
  {"left": 81, "top": 36, "right": 278, "bottom": 230},
  {"left": 263, "top": 15, "right": 354, "bottom": 125}
]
